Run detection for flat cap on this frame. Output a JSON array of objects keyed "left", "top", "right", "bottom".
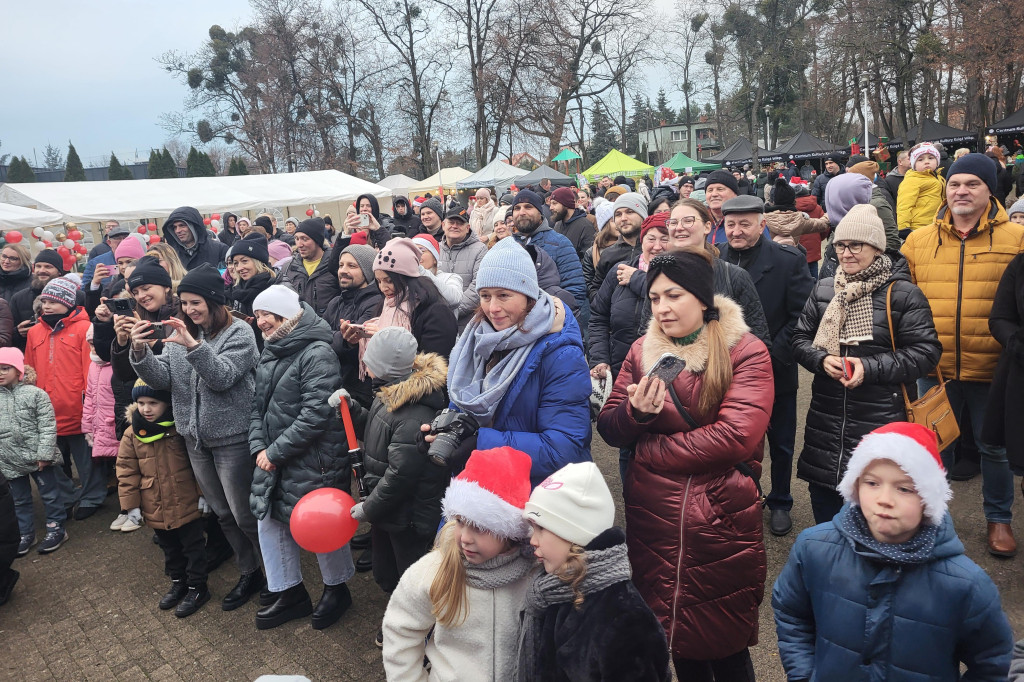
[{"left": 720, "top": 195, "right": 765, "bottom": 216}]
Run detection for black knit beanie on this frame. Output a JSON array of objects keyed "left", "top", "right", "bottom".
[
  {"left": 227, "top": 235, "right": 270, "bottom": 265},
  {"left": 176, "top": 263, "right": 226, "bottom": 305},
  {"left": 126, "top": 257, "right": 172, "bottom": 290},
  {"left": 646, "top": 251, "right": 717, "bottom": 322},
  {"left": 705, "top": 169, "right": 739, "bottom": 195},
  {"left": 295, "top": 218, "right": 326, "bottom": 247},
  {"left": 772, "top": 178, "right": 796, "bottom": 209},
  {"left": 34, "top": 248, "right": 66, "bottom": 275}
]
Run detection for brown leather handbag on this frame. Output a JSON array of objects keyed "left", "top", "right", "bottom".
[{"left": 886, "top": 284, "right": 960, "bottom": 450}]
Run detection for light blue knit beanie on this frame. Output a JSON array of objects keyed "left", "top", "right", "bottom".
[{"left": 475, "top": 237, "right": 540, "bottom": 299}]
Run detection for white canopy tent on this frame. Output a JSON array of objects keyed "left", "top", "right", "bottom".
[
  {"left": 0, "top": 170, "right": 390, "bottom": 223},
  {"left": 405, "top": 167, "right": 473, "bottom": 194},
  {"left": 456, "top": 159, "right": 529, "bottom": 191},
  {"left": 0, "top": 203, "right": 65, "bottom": 230},
  {"left": 378, "top": 174, "right": 418, "bottom": 195}
]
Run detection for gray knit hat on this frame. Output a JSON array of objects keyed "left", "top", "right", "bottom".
[
  {"left": 612, "top": 192, "right": 649, "bottom": 220},
  {"left": 419, "top": 197, "right": 444, "bottom": 221},
  {"left": 340, "top": 244, "right": 377, "bottom": 283},
  {"left": 833, "top": 204, "right": 886, "bottom": 252},
  {"left": 1008, "top": 197, "right": 1024, "bottom": 219},
  {"left": 475, "top": 237, "right": 540, "bottom": 299},
  {"left": 39, "top": 277, "right": 79, "bottom": 310},
  {"left": 363, "top": 327, "right": 417, "bottom": 382}
]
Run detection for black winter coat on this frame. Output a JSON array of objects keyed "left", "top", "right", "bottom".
[
  {"left": 391, "top": 197, "right": 421, "bottom": 237},
  {"left": 983, "top": 253, "right": 1024, "bottom": 470},
  {"left": 0, "top": 471, "right": 17, "bottom": 576},
  {"left": 278, "top": 250, "right": 341, "bottom": 318},
  {"left": 520, "top": 528, "right": 671, "bottom": 682},
  {"left": 591, "top": 238, "right": 641, "bottom": 303},
  {"left": 589, "top": 254, "right": 646, "bottom": 375},
  {"left": 554, "top": 209, "right": 596, "bottom": 262},
  {"left": 162, "top": 206, "right": 228, "bottom": 271},
  {"left": 374, "top": 292, "right": 458, "bottom": 360},
  {"left": 355, "top": 353, "right": 450, "bottom": 535},
  {"left": 791, "top": 260, "right": 941, "bottom": 490},
  {"left": 0, "top": 266, "right": 31, "bottom": 304},
  {"left": 249, "top": 304, "right": 349, "bottom": 524},
  {"left": 324, "top": 283, "right": 384, "bottom": 408}
]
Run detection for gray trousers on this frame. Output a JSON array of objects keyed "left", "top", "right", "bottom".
[{"left": 184, "top": 436, "right": 262, "bottom": 575}]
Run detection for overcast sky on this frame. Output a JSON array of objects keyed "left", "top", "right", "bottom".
[{"left": 1, "top": 0, "right": 253, "bottom": 169}]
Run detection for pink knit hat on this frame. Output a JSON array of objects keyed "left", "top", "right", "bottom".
[
  {"left": 114, "top": 235, "right": 146, "bottom": 261},
  {"left": 267, "top": 240, "right": 292, "bottom": 262},
  {"left": 374, "top": 238, "right": 422, "bottom": 278},
  {"left": 0, "top": 347, "right": 25, "bottom": 377}
]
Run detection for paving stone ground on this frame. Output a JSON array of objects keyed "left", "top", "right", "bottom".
[{"left": 2, "top": 371, "right": 1022, "bottom": 681}]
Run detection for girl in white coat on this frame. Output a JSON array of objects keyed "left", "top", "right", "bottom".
[{"left": 382, "top": 447, "right": 538, "bottom": 681}]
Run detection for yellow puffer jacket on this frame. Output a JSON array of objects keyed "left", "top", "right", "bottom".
[
  {"left": 902, "top": 199, "right": 1024, "bottom": 381},
  {"left": 897, "top": 169, "right": 946, "bottom": 231}
]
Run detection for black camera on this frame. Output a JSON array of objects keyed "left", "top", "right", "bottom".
[
  {"left": 427, "top": 409, "right": 479, "bottom": 468},
  {"left": 110, "top": 298, "right": 136, "bottom": 315}
]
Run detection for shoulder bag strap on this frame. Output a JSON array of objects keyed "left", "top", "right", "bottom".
[{"left": 884, "top": 282, "right": 946, "bottom": 410}]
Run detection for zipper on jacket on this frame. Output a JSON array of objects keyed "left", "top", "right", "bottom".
[
  {"left": 954, "top": 238, "right": 965, "bottom": 380},
  {"left": 668, "top": 476, "right": 693, "bottom": 650},
  {"left": 836, "top": 381, "right": 848, "bottom": 489}
]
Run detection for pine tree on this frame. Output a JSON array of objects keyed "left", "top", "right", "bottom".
[
  {"left": 586, "top": 104, "right": 618, "bottom": 163},
  {"left": 64, "top": 141, "right": 86, "bottom": 181},
  {"left": 186, "top": 146, "right": 201, "bottom": 177},
  {"left": 161, "top": 149, "right": 178, "bottom": 178},
  {"left": 625, "top": 95, "right": 654, "bottom": 157},
  {"left": 655, "top": 89, "right": 675, "bottom": 125},
  {"left": 108, "top": 153, "right": 133, "bottom": 180},
  {"left": 147, "top": 150, "right": 162, "bottom": 178},
  {"left": 228, "top": 157, "right": 249, "bottom": 175},
  {"left": 7, "top": 156, "right": 36, "bottom": 182},
  {"left": 149, "top": 148, "right": 178, "bottom": 179},
  {"left": 197, "top": 150, "right": 216, "bottom": 176}
]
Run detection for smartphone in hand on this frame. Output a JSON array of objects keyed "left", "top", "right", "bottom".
[{"left": 842, "top": 357, "right": 853, "bottom": 379}]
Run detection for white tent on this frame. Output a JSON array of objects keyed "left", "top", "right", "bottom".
[
  {"left": 456, "top": 159, "right": 529, "bottom": 190},
  {"left": 0, "top": 170, "right": 390, "bottom": 223},
  {"left": 378, "top": 174, "right": 418, "bottom": 195},
  {"left": 406, "top": 167, "right": 473, "bottom": 194},
  {"left": 0, "top": 203, "right": 64, "bottom": 230}
]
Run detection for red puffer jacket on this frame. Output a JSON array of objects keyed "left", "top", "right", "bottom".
[
  {"left": 597, "top": 296, "right": 774, "bottom": 661},
  {"left": 25, "top": 307, "right": 92, "bottom": 436}
]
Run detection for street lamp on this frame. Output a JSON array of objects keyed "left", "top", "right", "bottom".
[
  {"left": 764, "top": 105, "right": 773, "bottom": 150},
  {"left": 431, "top": 140, "right": 443, "bottom": 200},
  {"left": 860, "top": 73, "right": 870, "bottom": 153}
]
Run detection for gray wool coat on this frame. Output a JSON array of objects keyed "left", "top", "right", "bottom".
[
  {"left": 130, "top": 318, "right": 258, "bottom": 450},
  {"left": 438, "top": 231, "right": 489, "bottom": 323}
]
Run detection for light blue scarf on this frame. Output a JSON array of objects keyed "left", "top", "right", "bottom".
[{"left": 447, "top": 292, "right": 557, "bottom": 427}]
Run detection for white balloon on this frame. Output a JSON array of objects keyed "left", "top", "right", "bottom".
[
  {"left": 42, "top": 230, "right": 54, "bottom": 241},
  {"left": 32, "top": 227, "right": 44, "bottom": 238},
  {"left": 211, "top": 219, "right": 220, "bottom": 229},
  {"left": 35, "top": 241, "right": 47, "bottom": 251},
  {"left": 314, "top": 210, "right": 321, "bottom": 217},
  {"left": 63, "top": 239, "right": 74, "bottom": 249}
]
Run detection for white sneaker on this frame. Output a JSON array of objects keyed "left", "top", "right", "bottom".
[
  {"left": 110, "top": 513, "right": 129, "bottom": 531},
  {"left": 120, "top": 514, "right": 143, "bottom": 533}
]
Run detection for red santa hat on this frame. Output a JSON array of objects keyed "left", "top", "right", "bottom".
[
  {"left": 441, "top": 447, "right": 533, "bottom": 540},
  {"left": 838, "top": 422, "right": 951, "bottom": 526},
  {"left": 789, "top": 177, "right": 809, "bottom": 187}
]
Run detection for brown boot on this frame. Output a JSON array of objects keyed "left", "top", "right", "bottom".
[{"left": 987, "top": 522, "right": 1017, "bottom": 557}]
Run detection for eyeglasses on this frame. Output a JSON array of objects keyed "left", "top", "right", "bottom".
[
  {"left": 0, "top": 255, "right": 20, "bottom": 263},
  {"left": 834, "top": 241, "right": 866, "bottom": 254},
  {"left": 667, "top": 216, "right": 698, "bottom": 228}
]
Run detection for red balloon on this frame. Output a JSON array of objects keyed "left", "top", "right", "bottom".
[
  {"left": 147, "top": 222, "right": 158, "bottom": 232},
  {"left": 42, "top": 240, "right": 52, "bottom": 247},
  {"left": 5, "top": 231, "right": 23, "bottom": 243},
  {"left": 289, "top": 488, "right": 359, "bottom": 553},
  {"left": 137, "top": 226, "right": 147, "bottom": 234},
  {"left": 67, "top": 230, "right": 82, "bottom": 241},
  {"left": 57, "top": 246, "right": 70, "bottom": 257},
  {"left": 212, "top": 213, "right": 221, "bottom": 220},
  {"left": 305, "top": 208, "right": 314, "bottom": 217},
  {"left": 74, "top": 244, "right": 87, "bottom": 254},
  {"left": 149, "top": 235, "right": 161, "bottom": 245}
]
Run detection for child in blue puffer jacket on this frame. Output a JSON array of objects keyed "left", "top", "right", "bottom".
[{"left": 772, "top": 422, "right": 1013, "bottom": 682}]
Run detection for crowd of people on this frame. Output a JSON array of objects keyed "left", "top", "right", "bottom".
[{"left": 1, "top": 143, "right": 1024, "bottom": 680}]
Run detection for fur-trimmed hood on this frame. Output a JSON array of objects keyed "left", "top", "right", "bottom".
[
  {"left": 20, "top": 365, "right": 37, "bottom": 386},
  {"left": 641, "top": 295, "right": 749, "bottom": 374},
  {"left": 377, "top": 352, "right": 448, "bottom": 412}
]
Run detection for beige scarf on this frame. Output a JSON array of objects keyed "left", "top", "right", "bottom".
[{"left": 812, "top": 255, "right": 891, "bottom": 356}]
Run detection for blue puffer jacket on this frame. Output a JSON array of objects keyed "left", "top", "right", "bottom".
[
  {"left": 471, "top": 307, "right": 592, "bottom": 486},
  {"left": 515, "top": 222, "right": 590, "bottom": 327},
  {"left": 772, "top": 505, "right": 1012, "bottom": 682}
]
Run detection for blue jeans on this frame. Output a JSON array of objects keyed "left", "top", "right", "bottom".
[
  {"left": 766, "top": 392, "right": 797, "bottom": 512},
  {"left": 56, "top": 434, "right": 106, "bottom": 508},
  {"left": 808, "top": 261, "right": 819, "bottom": 280},
  {"left": 258, "top": 516, "right": 354, "bottom": 592},
  {"left": 808, "top": 483, "right": 845, "bottom": 526},
  {"left": 919, "top": 378, "right": 1014, "bottom": 523},
  {"left": 10, "top": 466, "right": 69, "bottom": 536}
]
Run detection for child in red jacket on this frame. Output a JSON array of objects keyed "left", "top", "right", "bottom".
[{"left": 24, "top": 276, "right": 106, "bottom": 520}]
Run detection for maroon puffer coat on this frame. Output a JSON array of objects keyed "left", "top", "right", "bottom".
[{"left": 597, "top": 295, "right": 774, "bottom": 661}]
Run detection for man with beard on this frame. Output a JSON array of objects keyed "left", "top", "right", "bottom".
[
  {"left": 390, "top": 196, "right": 421, "bottom": 237},
  {"left": 550, "top": 187, "right": 596, "bottom": 262},
  {"left": 279, "top": 218, "right": 340, "bottom": 317},
  {"left": 592, "top": 193, "right": 647, "bottom": 294},
  {"left": 162, "top": 206, "right": 228, "bottom": 271},
  {"left": 324, "top": 244, "right": 383, "bottom": 409},
  {"left": 511, "top": 190, "right": 589, "bottom": 327},
  {"left": 11, "top": 250, "right": 78, "bottom": 351}
]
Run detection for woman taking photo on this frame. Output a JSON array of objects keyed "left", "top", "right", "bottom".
[
  {"left": 791, "top": 204, "right": 941, "bottom": 523},
  {"left": 248, "top": 285, "right": 353, "bottom": 631},
  {"left": 597, "top": 249, "right": 773, "bottom": 682},
  {"left": 442, "top": 237, "right": 592, "bottom": 485},
  {"left": 129, "top": 264, "right": 265, "bottom": 611}
]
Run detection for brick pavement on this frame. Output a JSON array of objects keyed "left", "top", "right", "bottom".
[{"left": 2, "top": 372, "right": 1022, "bottom": 681}]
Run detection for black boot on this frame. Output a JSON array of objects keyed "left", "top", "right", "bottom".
[
  {"left": 159, "top": 580, "right": 189, "bottom": 610},
  {"left": 0, "top": 568, "right": 20, "bottom": 606},
  {"left": 311, "top": 583, "right": 352, "bottom": 630},
  {"left": 350, "top": 531, "right": 372, "bottom": 550},
  {"left": 355, "top": 549, "right": 373, "bottom": 573},
  {"left": 175, "top": 584, "right": 211, "bottom": 618},
  {"left": 255, "top": 583, "right": 312, "bottom": 630},
  {"left": 259, "top": 588, "right": 277, "bottom": 607},
  {"left": 222, "top": 569, "right": 266, "bottom": 611}
]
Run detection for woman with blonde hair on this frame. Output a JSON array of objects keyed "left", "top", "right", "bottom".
[
  {"left": 583, "top": 202, "right": 619, "bottom": 298},
  {"left": 145, "top": 242, "right": 188, "bottom": 286},
  {"left": 484, "top": 206, "right": 513, "bottom": 248}
]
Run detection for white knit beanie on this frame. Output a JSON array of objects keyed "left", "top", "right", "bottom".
[
  {"left": 523, "top": 462, "right": 615, "bottom": 547},
  {"left": 833, "top": 204, "right": 886, "bottom": 252},
  {"left": 252, "top": 284, "right": 301, "bottom": 319}
]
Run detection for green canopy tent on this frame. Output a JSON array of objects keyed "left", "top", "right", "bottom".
[
  {"left": 582, "top": 149, "right": 654, "bottom": 182},
  {"left": 551, "top": 148, "right": 582, "bottom": 175},
  {"left": 663, "top": 151, "right": 720, "bottom": 173}
]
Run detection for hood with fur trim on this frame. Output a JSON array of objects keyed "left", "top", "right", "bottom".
[
  {"left": 377, "top": 352, "right": 448, "bottom": 412},
  {"left": 641, "top": 295, "right": 749, "bottom": 374}
]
